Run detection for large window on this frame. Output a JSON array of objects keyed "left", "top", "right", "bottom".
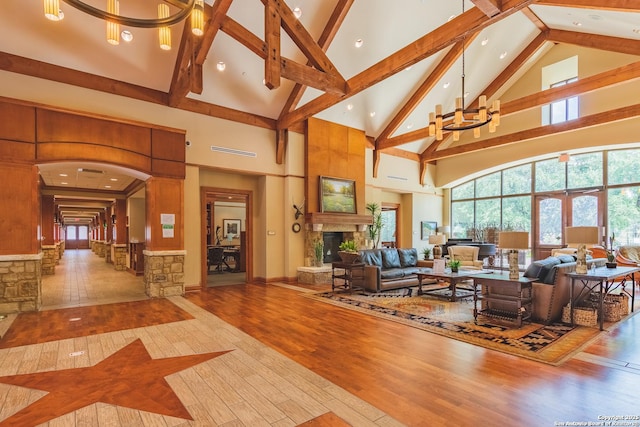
[
  {"left": 450, "top": 148, "right": 640, "bottom": 249},
  {"left": 549, "top": 78, "right": 578, "bottom": 124}
]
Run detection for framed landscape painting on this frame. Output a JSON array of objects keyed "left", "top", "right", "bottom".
[
  {"left": 421, "top": 221, "right": 437, "bottom": 240},
  {"left": 223, "top": 219, "right": 241, "bottom": 238},
  {"left": 320, "top": 176, "right": 356, "bottom": 214}
]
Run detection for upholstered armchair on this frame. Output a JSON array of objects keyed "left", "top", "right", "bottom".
[{"left": 447, "top": 245, "right": 484, "bottom": 269}]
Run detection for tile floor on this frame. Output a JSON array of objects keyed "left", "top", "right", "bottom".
[{"left": 0, "top": 249, "right": 400, "bottom": 426}]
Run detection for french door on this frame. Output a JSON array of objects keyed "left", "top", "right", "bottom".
[
  {"left": 534, "top": 191, "right": 603, "bottom": 259},
  {"left": 65, "top": 225, "right": 90, "bottom": 249}
]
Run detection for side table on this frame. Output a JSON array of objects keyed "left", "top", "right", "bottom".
[
  {"left": 331, "top": 262, "right": 365, "bottom": 293},
  {"left": 473, "top": 273, "right": 535, "bottom": 328}
]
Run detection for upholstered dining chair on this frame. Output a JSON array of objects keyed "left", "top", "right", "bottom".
[{"left": 447, "top": 245, "right": 484, "bottom": 269}]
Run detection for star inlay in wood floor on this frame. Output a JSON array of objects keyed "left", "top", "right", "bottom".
[{"left": 0, "top": 338, "right": 232, "bottom": 426}]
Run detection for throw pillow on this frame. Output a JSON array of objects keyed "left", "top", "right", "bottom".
[
  {"left": 381, "top": 248, "right": 402, "bottom": 269},
  {"left": 397, "top": 248, "right": 418, "bottom": 267}
]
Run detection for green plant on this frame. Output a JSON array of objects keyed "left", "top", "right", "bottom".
[
  {"left": 448, "top": 259, "right": 461, "bottom": 269},
  {"left": 606, "top": 232, "right": 616, "bottom": 262},
  {"left": 421, "top": 247, "right": 432, "bottom": 260},
  {"left": 339, "top": 240, "right": 357, "bottom": 252},
  {"left": 366, "top": 202, "right": 383, "bottom": 248}
]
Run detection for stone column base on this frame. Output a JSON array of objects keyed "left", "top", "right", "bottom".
[
  {"left": 41, "top": 245, "right": 57, "bottom": 275},
  {"left": 0, "top": 253, "right": 42, "bottom": 313},
  {"left": 143, "top": 250, "right": 185, "bottom": 297},
  {"left": 113, "top": 244, "right": 128, "bottom": 271}
]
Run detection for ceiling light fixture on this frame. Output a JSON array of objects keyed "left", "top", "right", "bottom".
[
  {"left": 427, "top": 0, "right": 500, "bottom": 142},
  {"left": 354, "top": 38, "right": 364, "bottom": 48},
  {"left": 42, "top": 0, "right": 203, "bottom": 49},
  {"left": 293, "top": 7, "right": 302, "bottom": 19},
  {"left": 216, "top": 61, "right": 226, "bottom": 71}
]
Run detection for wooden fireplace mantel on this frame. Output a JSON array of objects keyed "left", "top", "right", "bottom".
[{"left": 305, "top": 212, "right": 373, "bottom": 226}]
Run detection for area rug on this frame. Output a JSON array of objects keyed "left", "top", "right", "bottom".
[{"left": 305, "top": 288, "right": 603, "bottom": 365}]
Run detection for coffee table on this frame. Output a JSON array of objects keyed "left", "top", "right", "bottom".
[{"left": 416, "top": 269, "right": 488, "bottom": 302}]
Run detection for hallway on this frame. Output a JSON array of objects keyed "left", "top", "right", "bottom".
[{"left": 41, "top": 249, "right": 147, "bottom": 310}]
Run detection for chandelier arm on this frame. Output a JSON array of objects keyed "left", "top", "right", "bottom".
[
  {"left": 441, "top": 110, "right": 493, "bottom": 131},
  {"left": 61, "top": 0, "right": 196, "bottom": 28}
]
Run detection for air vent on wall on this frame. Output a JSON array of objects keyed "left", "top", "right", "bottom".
[
  {"left": 77, "top": 168, "right": 104, "bottom": 174},
  {"left": 210, "top": 145, "right": 257, "bottom": 158},
  {"left": 387, "top": 175, "right": 408, "bottom": 181}
]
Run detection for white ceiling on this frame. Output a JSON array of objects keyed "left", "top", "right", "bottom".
[{"left": 1, "top": 1, "right": 639, "bottom": 222}]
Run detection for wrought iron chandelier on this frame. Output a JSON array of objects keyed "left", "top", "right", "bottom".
[
  {"left": 427, "top": 1, "right": 500, "bottom": 141},
  {"left": 43, "top": 0, "right": 204, "bottom": 50}
]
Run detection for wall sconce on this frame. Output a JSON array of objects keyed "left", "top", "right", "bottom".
[{"left": 111, "top": 214, "right": 117, "bottom": 224}]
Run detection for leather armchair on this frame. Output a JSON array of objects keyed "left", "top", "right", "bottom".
[{"left": 447, "top": 245, "right": 484, "bottom": 269}]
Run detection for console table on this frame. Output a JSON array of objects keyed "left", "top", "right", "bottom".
[
  {"left": 567, "top": 266, "right": 638, "bottom": 330},
  {"left": 472, "top": 273, "right": 535, "bottom": 328},
  {"left": 331, "top": 262, "right": 365, "bottom": 293}
]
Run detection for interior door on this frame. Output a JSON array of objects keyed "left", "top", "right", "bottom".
[{"left": 534, "top": 191, "right": 603, "bottom": 259}]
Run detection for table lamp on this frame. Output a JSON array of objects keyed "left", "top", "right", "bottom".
[
  {"left": 498, "top": 231, "right": 529, "bottom": 279},
  {"left": 429, "top": 234, "right": 447, "bottom": 259},
  {"left": 565, "top": 226, "right": 599, "bottom": 274}
]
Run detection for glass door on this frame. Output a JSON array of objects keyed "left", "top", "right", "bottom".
[
  {"left": 65, "top": 225, "right": 90, "bottom": 249},
  {"left": 534, "top": 191, "right": 603, "bottom": 259}
]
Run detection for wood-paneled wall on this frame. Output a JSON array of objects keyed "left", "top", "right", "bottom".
[{"left": 305, "top": 117, "right": 366, "bottom": 215}]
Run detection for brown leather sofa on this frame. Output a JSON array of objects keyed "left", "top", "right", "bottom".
[
  {"left": 359, "top": 248, "right": 426, "bottom": 293},
  {"left": 524, "top": 255, "right": 606, "bottom": 324}
]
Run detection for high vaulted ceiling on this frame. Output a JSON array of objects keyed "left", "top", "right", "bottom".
[{"left": 1, "top": 1, "right": 639, "bottom": 173}]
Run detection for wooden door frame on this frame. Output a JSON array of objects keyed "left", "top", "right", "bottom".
[
  {"left": 381, "top": 202, "right": 400, "bottom": 248},
  {"left": 200, "top": 187, "right": 253, "bottom": 287}
]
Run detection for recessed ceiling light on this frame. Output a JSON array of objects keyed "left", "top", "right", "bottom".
[
  {"left": 499, "top": 51, "right": 507, "bottom": 59},
  {"left": 110, "top": 178, "right": 118, "bottom": 181},
  {"left": 121, "top": 30, "right": 133, "bottom": 42},
  {"left": 481, "top": 38, "right": 489, "bottom": 46},
  {"left": 104, "top": 185, "right": 111, "bottom": 189},
  {"left": 293, "top": 7, "right": 302, "bottom": 19},
  {"left": 354, "top": 38, "right": 364, "bottom": 48},
  {"left": 370, "top": 111, "right": 376, "bottom": 117},
  {"left": 406, "top": 123, "right": 414, "bottom": 130},
  {"left": 572, "top": 21, "right": 582, "bottom": 27},
  {"left": 443, "top": 82, "right": 450, "bottom": 89},
  {"left": 464, "top": 91, "right": 470, "bottom": 98},
  {"left": 61, "top": 182, "right": 68, "bottom": 185},
  {"left": 59, "top": 173, "right": 68, "bottom": 177},
  {"left": 216, "top": 61, "right": 226, "bottom": 71},
  {"left": 346, "top": 104, "right": 354, "bottom": 111}
]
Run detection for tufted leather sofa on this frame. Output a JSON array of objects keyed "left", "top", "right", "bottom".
[{"left": 359, "top": 248, "right": 427, "bottom": 293}]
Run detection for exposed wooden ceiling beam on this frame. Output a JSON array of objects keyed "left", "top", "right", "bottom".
[
  {"left": 521, "top": 6, "right": 548, "bottom": 31},
  {"left": 279, "top": 0, "right": 354, "bottom": 118},
  {"left": 220, "top": 16, "right": 346, "bottom": 95},
  {"left": 174, "top": 97, "right": 277, "bottom": 130},
  {"left": 423, "top": 103, "right": 640, "bottom": 162},
  {"left": 264, "top": 0, "right": 282, "bottom": 90},
  {"left": 194, "top": 0, "right": 234, "bottom": 65},
  {"left": 471, "top": 0, "right": 502, "bottom": 17},
  {"left": 547, "top": 29, "right": 640, "bottom": 56},
  {"left": 278, "top": 0, "right": 538, "bottom": 129},
  {"left": 534, "top": 0, "right": 640, "bottom": 12},
  {"left": 376, "top": 38, "right": 473, "bottom": 145},
  {"left": 378, "top": 32, "right": 548, "bottom": 151}
]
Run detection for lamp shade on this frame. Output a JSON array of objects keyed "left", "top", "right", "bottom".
[
  {"left": 565, "top": 226, "right": 599, "bottom": 245},
  {"left": 428, "top": 234, "right": 446, "bottom": 245},
  {"left": 498, "top": 231, "right": 529, "bottom": 250}
]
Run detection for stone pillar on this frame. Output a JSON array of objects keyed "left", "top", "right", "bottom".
[
  {"left": 113, "top": 244, "right": 128, "bottom": 271},
  {"left": 143, "top": 250, "right": 185, "bottom": 297},
  {"left": 0, "top": 254, "right": 43, "bottom": 313},
  {"left": 41, "top": 245, "right": 57, "bottom": 275},
  {"left": 95, "top": 241, "right": 106, "bottom": 258}
]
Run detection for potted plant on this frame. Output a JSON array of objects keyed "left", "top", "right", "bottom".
[
  {"left": 314, "top": 240, "right": 324, "bottom": 267},
  {"left": 448, "top": 259, "right": 461, "bottom": 273},
  {"left": 606, "top": 232, "right": 617, "bottom": 268},
  {"left": 366, "top": 202, "right": 383, "bottom": 249},
  {"left": 421, "top": 247, "right": 432, "bottom": 260},
  {"left": 338, "top": 240, "right": 360, "bottom": 263}
]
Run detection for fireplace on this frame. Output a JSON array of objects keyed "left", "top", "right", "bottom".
[{"left": 322, "top": 232, "right": 344, "bottom": 263}]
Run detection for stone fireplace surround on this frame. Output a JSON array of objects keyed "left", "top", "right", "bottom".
[{"left": 302, "top": 213, "right": 372, "bottom": 268}]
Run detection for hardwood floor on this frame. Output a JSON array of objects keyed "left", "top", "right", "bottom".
[
  {"left": 185, "top": 283, "right": 640, "bottom": 426},
  {"left": 0, "top": 249, "right": 638, "bottom": 426}
]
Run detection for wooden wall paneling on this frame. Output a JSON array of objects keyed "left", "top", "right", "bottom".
[
  {"left": 0, "top": 139, "right": 36, "bottom": 164},
  {"left": 0, "top": 101, "right": 35, "bottom": 142},
  {"left": 41, "top": 195, "right": 55, "bottom": 245},
  {"left": 35, "top": 109, "right": 152, "bottom": 155},
  {"left": 0, "top": 163, "right": 39, "bottom": 255},
  {"left": 150, "top": 158, "right": 186, "bottom": 179},
  {"left": 115, "top": 199, "right": 127, "bottom": 244},
  {"left": 36, "top": 143, "right": 152, "bottom": 173},
  {"left": 145, "top": 177, "right": 184, "bottom": 251},
  {"left": 151, "top": 128, "right": 186, "bottom": 162}
]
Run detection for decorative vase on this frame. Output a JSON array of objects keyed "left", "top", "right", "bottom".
[
  {"left": 606, "top": 262, "right": 617, "bottom": 269},
  {"left": 451, "top": 267, "right": 459, "bottom": 273},
  {"left": 338, "top": 251, "right": 361, "bottom": 263}
]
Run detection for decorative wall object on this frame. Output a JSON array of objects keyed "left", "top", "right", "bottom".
[
  {"left": 320, "top": 176, "right": 356, "bottom": 214},
  {"left": 421, "top": 221, "right": 437, "bottom": 241}
]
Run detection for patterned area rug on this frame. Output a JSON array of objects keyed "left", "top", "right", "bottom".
[{"left": 305, "top": 288, "right": 603, "bottom": 365}]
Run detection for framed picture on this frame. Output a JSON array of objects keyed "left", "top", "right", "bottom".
[
  {"left": 223, "top": 219, "right": 241, "bottom": 238},
  {"left": 421, "top": 221, "right": 437, "bottom": 240},
  {"left": 319, "top": 176, "right": 356, "bottom": 214}
]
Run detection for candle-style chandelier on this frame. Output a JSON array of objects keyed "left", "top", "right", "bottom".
[
  {"left": 43, "top": 0, "right": 204, "bottom": 50},
  {"left": 427, "top": 1, "right": 500, "bottom": 141}
]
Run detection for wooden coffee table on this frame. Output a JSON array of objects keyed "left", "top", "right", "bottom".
[{"left": 416, "top": 269, "right": 488, "bottom": 302}]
